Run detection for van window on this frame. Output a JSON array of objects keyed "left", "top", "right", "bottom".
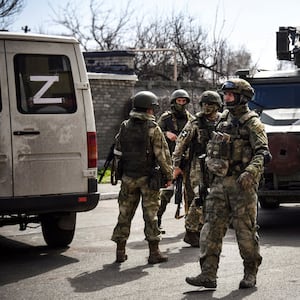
[{"left": 14, "top": 54, "right": 77, "bottom": 114}]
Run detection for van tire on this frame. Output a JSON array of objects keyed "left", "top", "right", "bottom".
[{"left": 41, "top": 213, "right": 76, "bottom": 248}]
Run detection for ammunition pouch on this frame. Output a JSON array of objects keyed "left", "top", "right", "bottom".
[
  {"left": 206, "top": 157, "right": 229, "bottom": 177},
  {"left": 206, "top": 132, "right": 253, "bottom": 177},
  {"left": 231, "top": 140, "right": 252, "bottom": 164},
  {"left": 148, "top": 166, "right": 167, "bottom": 191},
  {"left": 111, "top": 156, "right": 123, "bottom": 185},
  {"left": 206, "top": 138, "right": 230, "bottom": 177}
]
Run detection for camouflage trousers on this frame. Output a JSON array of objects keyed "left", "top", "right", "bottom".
[
  {"left": 111, "top": 175, "right": 161, "bottom": 243},
  {"left": 199, "top": 175, "right": 262, "bottom": 280},
  {"left": 185, "top": 157, "right": 203, "bottom": 232}
]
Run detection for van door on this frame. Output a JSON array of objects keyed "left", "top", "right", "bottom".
[
  {"left": 0, "top": 41, "right": 13, "bottom": 197},
  {"left": 5, "top": 40, "right": 88, "bottom": 197}
]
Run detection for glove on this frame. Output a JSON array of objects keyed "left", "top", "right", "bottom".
[{"left": 237, "top": 171, "right": 255, "bottom": 191}]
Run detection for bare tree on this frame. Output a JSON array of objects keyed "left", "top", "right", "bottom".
[
  {"left": 133, "top": 16, "right": 175, "bottom": 80},
  {"left": 51, "top": 0, "right": 253, "bottom": 80},
  {"left": 133, "top": 11, "right": 252, "bottom": 82},
  {"left": 51, "top": 0, "right": 134, "bottom": 51},
  {"left": 0, "top": 0, "right": 25, "bottom": 29},
  {"left": 170, "top": 13, "right": 212, "bottom": 80}
]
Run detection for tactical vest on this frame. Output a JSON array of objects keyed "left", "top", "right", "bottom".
[
  {"left": 161, "top": 111, "right": 190, "bottom": 152},
  {"left": 119, "top": 118, "right": 155, "bottom": 178},
  {"left": 207, "top": 111, "right": 258, "bottom": 176},
  {"left": 192, "top": 112, "right": 223, "bottom": 157}
]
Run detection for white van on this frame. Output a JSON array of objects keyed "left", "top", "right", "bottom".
[{"left": 0, "top": 32, "right": 99, "bottom": 247}]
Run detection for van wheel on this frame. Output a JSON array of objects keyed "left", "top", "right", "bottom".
[
  {"left": 41, "top": 213, "right": 76, "bottom": 248},
  {"left": 259, "top": 197, "right": 280, "bottom": 209}
]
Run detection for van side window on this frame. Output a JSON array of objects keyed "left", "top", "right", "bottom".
[{"left": 14, "top": 54, "right": 77, "bottom": 114}]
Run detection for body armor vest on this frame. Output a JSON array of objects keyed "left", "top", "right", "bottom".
[
  {"left": 162, "top": 111, "right": 189, "bottom": 152},
  {"left": 192, "top": 112, "right": 223, "bottom": 157},
  {"left": 206, "top": 111, "right": 258, "bottom": 176},
  {"left": 119, "top": 118, "right": 155, "bottom": 178}
]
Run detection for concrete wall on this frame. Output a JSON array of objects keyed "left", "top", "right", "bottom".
[{"left": 88, "top": 73, "right": 137, "bottom": 164}]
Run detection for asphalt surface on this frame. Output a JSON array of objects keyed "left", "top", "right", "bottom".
[{"left": 98, "top": 183, "right": 121, "bottom": 200}]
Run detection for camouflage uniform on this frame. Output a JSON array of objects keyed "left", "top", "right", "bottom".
[
  {"left": 157, "top": 89, "right": 194, "bottom": 228},
  {"left": 157, "top": 110, "right": 194, "bottom": 211},
  {"left": 111, "top": 91, "right": 172, "bottom": 264},
  {"left": 174, "top": 114, "right": 221, "bottom": 226},
  {"left": 186, "top": 79, "right": 270, "bottom": 289},
  {"left": 173, "top": 91, "right": 223, "bottom": 247}
]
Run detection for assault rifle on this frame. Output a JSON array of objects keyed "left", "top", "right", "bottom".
[
  {"left": 98, "top": 143, "right": 115, "bottom": 184},
  {"left": 174, "top": 174, "right": 184, "bottom": 219},
  {"left": 174, "top": 155, "right": 188, "bottom": 219}
]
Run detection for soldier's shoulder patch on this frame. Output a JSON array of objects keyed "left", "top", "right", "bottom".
[{"left": 180, "top": 130, "right": 188, "bottom": 138}]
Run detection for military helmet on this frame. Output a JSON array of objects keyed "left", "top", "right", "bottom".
[
  {"left": 199, "top": 91, "right": 222, "bottom": 107},
  {"left": 221, "top": 78, "right": 254, "bottom": 100},
  {"left": 132, "top": 91, "right": 159, "bottom": 109},
  {"left": 170, "top": 89, "right": 190, "bottom": 104}
]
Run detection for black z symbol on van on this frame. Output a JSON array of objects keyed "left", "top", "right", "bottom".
[{"left": 30, "top": 75, "right": 63, "bottom": 104}]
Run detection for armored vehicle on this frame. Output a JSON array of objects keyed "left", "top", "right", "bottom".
[{"left": 236, "top": 26, "right": 300, "bottom": 209}]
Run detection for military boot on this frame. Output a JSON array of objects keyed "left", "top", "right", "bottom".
[
  {"left": 239, "top": 261, "right": 260, "bottom": 289},
  {"left": 185, "top": 273, "right": 217, "bottom": 288},
  {"left": 116, "top": 240, "right": 127, "bottom": 263},
  {"left": 148, "top": 241, "right": 168, "bottom": 264},
  {"left": 183, "top": 230, "right": 200, "bottom": 247},
  {"left": 239, "top": 273, "right": 256, "bottom": 289}
]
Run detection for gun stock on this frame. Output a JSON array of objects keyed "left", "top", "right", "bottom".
[
  {"left": 174, "top": 174, "right": 184, "bottom": 219},
  {"left": 98, "top": 143, "right": 115, "bottom": 183}
]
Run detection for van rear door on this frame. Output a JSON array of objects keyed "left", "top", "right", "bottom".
[
  {"left": 5, "top": 39, "right": 88, "bottom": 197},
  {"left": 0, "top": 40, "right": 13, "bottom": 197}
]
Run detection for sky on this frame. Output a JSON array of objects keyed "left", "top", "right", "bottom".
[{"left": 10, "top": 0, "right": 300, "bottom": 71}]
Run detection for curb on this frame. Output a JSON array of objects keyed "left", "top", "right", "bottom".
[{"left": 100, "top": 192, "right": 119, "bottom": 200}]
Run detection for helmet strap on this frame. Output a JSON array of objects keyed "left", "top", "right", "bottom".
[{"left": 225, "top": 93, "right": 240, "bottom": 108}]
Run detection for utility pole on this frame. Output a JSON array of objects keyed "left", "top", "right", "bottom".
[{"left": 21, "top": 25, "right": 30, "bottom": 33}]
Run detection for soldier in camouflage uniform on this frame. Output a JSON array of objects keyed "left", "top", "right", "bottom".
[
  {"left": 111, "top": 91, "right": 173, "bottom": 264},
  {"left": 157, "top": 89, "right": 194, "bottom": 229},
  {"left": 172, "top": 91, "right": 223, "bottom": 247},
  {"left": 186, "top": 79, "right": 270, "bottom": 289}
]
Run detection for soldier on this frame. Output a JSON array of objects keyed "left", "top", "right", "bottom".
[
  {"left": 111, "top": 91, "right": 173, "bottom": 264},
  {"left": 157, "top": 89, "right": 194, "bottom": 230},
  {"left": 172, "top": 91, "right": 223, "bottom": 247},
  {"left": 186, "top": 79, "right": 270, "bottom": 289}
]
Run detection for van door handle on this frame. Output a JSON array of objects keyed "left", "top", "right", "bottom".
[{"left": 13, "top": 130, "right": 40, "bottom": 136}]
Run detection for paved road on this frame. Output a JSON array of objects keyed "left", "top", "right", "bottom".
[{"left": 0, "top": 188, "right": 299, "bottom": 300}]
